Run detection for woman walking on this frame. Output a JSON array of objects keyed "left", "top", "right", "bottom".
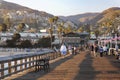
[{"left": 60, "top": 43, "right": 67, "bottom": 57}]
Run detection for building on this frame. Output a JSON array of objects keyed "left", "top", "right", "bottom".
[{"left": 62, "top": 32, "right": 89, "bottom": 46}]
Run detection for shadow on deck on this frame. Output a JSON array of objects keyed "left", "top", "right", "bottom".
[{"left": 74, "top": 53, "right": 96, "bottom": 80}]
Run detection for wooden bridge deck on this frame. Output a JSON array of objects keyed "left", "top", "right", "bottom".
[{"left": 4, "top": 51, "right": 120, "bottom": 80}]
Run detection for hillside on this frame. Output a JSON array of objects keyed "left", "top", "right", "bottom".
[
  {"left": 59, "top": 7, "right": 120, "bottom": 26},
  {"left": 89, "top": 7, "right": 120, "bottom": 25},
  {"left": 59, "top": 13, "right": 99, "bottom": 26},
  {"left": 0, "top": 0, "right": 120, "bottom": 32},
  {"left": 0, "top": 0, "right": 52, "bottom": 16},
  {"left": 0, "top": 0, "right": 78, "bottom": 33},
  {"left": 0, "top": 0, "right": 54, "bottom": 31}
]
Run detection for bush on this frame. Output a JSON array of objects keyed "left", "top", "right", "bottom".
[
  {"left": 6, "top": 39, "right": 16, "bottom": 47},
  {"left": 20, "top": 40, "right": 32, "bottom": 48},
  {"left": 37, "top": 37, "right": 51, "bottom": 48}
]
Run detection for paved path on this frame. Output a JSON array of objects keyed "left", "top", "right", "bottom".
[{"left": 4, "top": 51, "right": 120, "bottom": 80}]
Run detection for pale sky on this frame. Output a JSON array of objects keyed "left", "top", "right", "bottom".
[{"left": 4, "top": 0, "right": 120, "bottom": 16}]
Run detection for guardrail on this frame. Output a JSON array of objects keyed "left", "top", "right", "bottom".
[{"left": 0, "top": 50, "right": 61, "bottom": 79}]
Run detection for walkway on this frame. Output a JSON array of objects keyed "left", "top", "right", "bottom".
[{"left": 4, "top": 51, "right": 120, "bottom": 80}]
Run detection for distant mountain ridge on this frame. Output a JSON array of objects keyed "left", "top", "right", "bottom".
[
  {"left": 89, "top": 7, "right": 120, "bottom": 25},
  {"left": 0, "top": 0, "right": 78, "bottom": 27},
  {"left": 0, "top": 0, "right": 55, "bottom": 31},
  {"left": 0, "top": 0, "right": 79, "bottom": 32},
  {"left": 0, "top": 0, "right": 52, "bottom": 15},
  {"left": 0, "top": 0, "right": 53, "bottom": 19},
  {"left": 59, "top": 7, "right": 120, "bottom": 26},
  {"left": 0, "top": 0, "right": 120, "bottom": 31},
  {"left": 59, "top": 13, "right": 99, "bottom": 25}
]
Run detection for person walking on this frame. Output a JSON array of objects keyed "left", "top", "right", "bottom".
[
  {"left": 73, "top": 46, "right": 77, "bottom": 55},
  {"left": 68, "top": 45, "right": 72, "bottom": 54},
  {"left": 115, "top": 44, "right": 119, "bottom": 59},
  {"left": 60, "top": 43, "right": 67, "bottom": 57},
  {"left": 115, "top": 44, "right": 119, "bottom": 56},
  {"left": 103, "top": 45, "right": 108, "bottom": 55},
  {"left": 99, "top": 46, "right": 103, "bottom": 57},
  {"left": 94, "top": 44, "right": 99, "bottom": 57},
  {"left": 90, "top": 44, "right": 94, "bottom": 56}
]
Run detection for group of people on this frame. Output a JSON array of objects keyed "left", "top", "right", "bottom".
[
  {"left": 59, "top": 43, "right": 120, "bottom": 60},
  {"left": 90, "top": 43, "right": 120, "bottom": 60},
  {"left": 90, "top": 44, "right": 109, "bottom": 57},
  {"left": 60, "top": 43, "right": 77, "bottom": 57}
]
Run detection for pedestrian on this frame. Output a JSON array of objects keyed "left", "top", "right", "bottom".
[
  {"left": 90, "top": 44, "right": 94, "bottom": 56},
  {"left": 115, "top": 44, "right": 119, "bottom": 59},
  {"left": 72, "top": 46, "right": 74, "bottom": 55},
  {"left": 60, "top": 43, "right": 67, "bottom": 57},
  {"left": 68, "top": 45, "right": 72, "bottom": 54},
  {"left": 73, "top": 46, "right": 77, "bottom": 55},
  {"left": 99, "top": 46, "right": 103, "bottom": 57},
  {"left": 94, "top": 44, "right": 99, "bottom": 57},
  {"left": 103, "top": 45, "right": 108, "bottom": 55},
  {"left": 115, "top": 44, "right": 119, "bottom": 56}
]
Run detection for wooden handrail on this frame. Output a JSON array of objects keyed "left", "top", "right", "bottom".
[{"left": 0, "top": 50, "right": 61, "bottom": 79}]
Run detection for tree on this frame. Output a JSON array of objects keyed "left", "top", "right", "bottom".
[
  {"left": 53, "top": 16, "right": 58, "bottom": 23},
  {"left": 77, "top": 27, "right": 83, "bottom": 32},
  {"left": 48, "top": 16, "right": 59, "bottom": 32},
  {"left": 6, "top": 39, "right": 16, "bottom": 47},
  {"left": 16, "top": 23, "right": 25, "bottom": 32},
  {"left": 48, "top": 17, "right": 54, "bottom": 25},
  {"left": 57, "top": 23, "right": 64, "bottom": 45},
  {"left": 94, "top": 29, "right": 100, "bottom": 39},
  {"left": 12, "top": 32, "right": 21, "bottom": 41},
  {"left": 37, "top": 36, "right": 51, "bottom": 48},
  {"left": 57, "top": 24, "right": 64, "bottom": 34},
  {"left": 48, "top": 17, "right": 54, "bottom": 35},
  {"left": 64, "top": 25, "right": 73, "bottom": 34},
  {"left": 0, "top": 23, "right": 7, "bottom": 32},
  {"left": 20, "top": 40, "right": 32, "bottom": 48},
  {"left": 48, "top": 27, "right": 53, "bottom": 48},
  {"left": 3, "top": 15, "right": 12, "bottom": 30},
  {"left": 48, "top": 16, "right": 58, "bottom": 48}
]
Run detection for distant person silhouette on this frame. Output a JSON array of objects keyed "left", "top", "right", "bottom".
[{"left": 60, "top": 43, "right": 67, "bottom": 57}]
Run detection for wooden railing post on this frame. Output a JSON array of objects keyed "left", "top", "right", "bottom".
[
  {"left": 25, "top": 58, "right": 27, "bottom": 69},
  {"left": 20, "top": 59, "right": 23, "bottom": 70},
  {"left": 15, "top": 60, "right": 17, "bottom": 72},
  {"left": 8, "top": 61, "right": 11, "bottom": 74},
  {"left": 32, "top": 56, "right": 35, "bottom": 66},
  {"left": 1, "top": 63, "right": 4, "bottom": 78},
  {"left": 29, "top": 57, "right": 31, "bottom": 67}
]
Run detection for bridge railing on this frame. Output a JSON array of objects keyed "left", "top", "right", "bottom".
[{"left": 0, "top": 49, "right": 61, "bottom": 79}]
